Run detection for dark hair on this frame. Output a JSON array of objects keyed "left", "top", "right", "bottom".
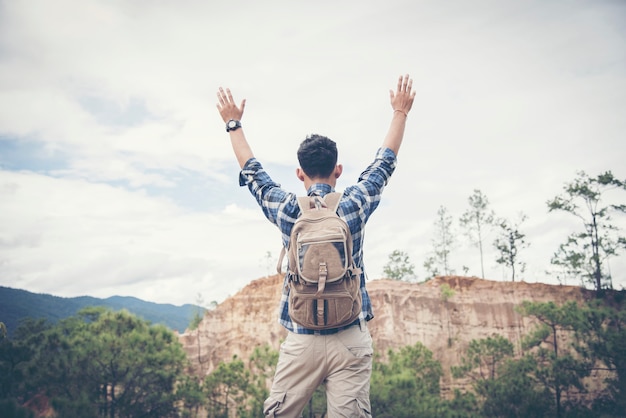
[{"left": 297, "top": 134, "right": 338, "bottom": 179}]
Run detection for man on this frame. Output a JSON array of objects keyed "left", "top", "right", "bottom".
[{"left": 216, "top": 74, "right": 415, "bottom": 417}]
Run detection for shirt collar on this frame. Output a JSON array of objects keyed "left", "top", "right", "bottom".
[{"left": 306, "top": 183, "right": 334, "bottom": 196}]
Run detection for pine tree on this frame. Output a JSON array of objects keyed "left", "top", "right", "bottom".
[
  {"left": 547, "top": 170, "right": 626, "bottom": 292},
  {"left": 460, "top": 189, "right": 496, "bottom": 278}
]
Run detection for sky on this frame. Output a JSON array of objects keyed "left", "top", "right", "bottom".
[{"left": 1, "top": 0, "right": 625, "bottom": 307}]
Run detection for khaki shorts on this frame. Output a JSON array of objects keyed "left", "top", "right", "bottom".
[{"left": 263, "top": 323, "right": 373, "bottom": 417}]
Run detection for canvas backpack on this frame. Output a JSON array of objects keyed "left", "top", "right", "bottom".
[{"left": 277, "top": 192, "right": 362, "bottom": 330}]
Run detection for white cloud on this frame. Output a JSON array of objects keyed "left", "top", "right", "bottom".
[
  {"left": 0, "top": 0, "right": 625, "bottom": 304},
  {"left": 0, "top": 170, "right": 278, "bottom": 304}
]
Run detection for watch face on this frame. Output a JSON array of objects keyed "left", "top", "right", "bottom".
[{"left": 228, "top": 120, "right": 237, "bottom": 128}]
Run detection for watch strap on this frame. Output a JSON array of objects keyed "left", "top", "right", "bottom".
[{"left": 226, "top": 119, "right": 242, "bottom": 132}]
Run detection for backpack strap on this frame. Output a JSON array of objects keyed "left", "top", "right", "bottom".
[
  {"left": 277, "top": 192, "right": 344, "bottom": 276},
  {"left": 297, "top": 195, "right": 323, "bottom": 212},
  {"left": 297, "top": 192, "right": 342, "bottom": 213},
  {"left": 322, "top": 192, "right": 342, "bottom": 213},
  {"left": 276, "top": 246, "right": 286, "bottom": 275}
]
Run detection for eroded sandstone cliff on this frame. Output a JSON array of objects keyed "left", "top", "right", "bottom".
[{"left": 179, "top": 275, "right": 593, "bottom": 391}]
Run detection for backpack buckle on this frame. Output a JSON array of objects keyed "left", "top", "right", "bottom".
[
  {"left": 316, "top": 262, "right": 328, "bottom": 295},
  {"left": 287, "top": 272, "right": 299, "bottom": 283},
  {"left": 319, "top": 262, "right": 327, "bottom": 276}
]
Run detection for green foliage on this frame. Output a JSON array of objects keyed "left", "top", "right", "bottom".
[
  {"left": 383, "top": 249, "right": 415, "bottom": 281},
  {"left": 177, "top": 375, "right": 204, "bottom": 418},
  {"left": 480, "top": 354, "right": 553, "bottom": 417},
  {"left": 188, "top": 292, "right": 207, "bottom": 331},
  {"left": 3, "top": 296, "right": 626, "bottom": 417},
  {"left": 450, "top": 300, "right": 626, "bottom": 417},
  {"left": 439, "top": 284, "right": 456, "bottom": 347},
  {"left": 440, "top": 283, "right": 455, "bottom": 302},
  {"left": 247, "top": 344, "right": 279, "bottom": 415},
  {"left": 451, "top": 334, "right": 548, "bottom": 417},
  {"left": 493, "top": 213, "right": 529, "bottom": 281},
  {"left": 301, "top": 386, "right": 327, "bottom": 417},
  {"left": 204, "top": 356, "right": 251, "bottom": 418},
  {"left": 5, "top": 308, "right": 187, "bottom": 418},
  {"left": 0, "top": 318, "right": 49, "bottom": 403},
  {"left": 547, "top": 170, "right": 626, "bottom": 291},
  {"left": 518, "top": 301, "right": 592, "bottom": 417},
  {"left": 0, "top": 399, "right": 35, "bottom": 418},
  {"left": 203, "top": 344, "right": 280, "bottom": 418},
  {"left": 371, "top": 342, "right": 480, "bottom": 417},
  {"left": 460, "top": 189, "right": 496, "bottom": 278},
  {"left": 577, "top": 299, "right": 626, "bottom": 416},
  {"left": 188, "top": 312, "right": 203, "bottom": 331},
  {"left": 451, "top": 334, "right": 514, "bottom": 381},
  {"left": 371, "top": 342, "right": 449, "bottom": 417}
]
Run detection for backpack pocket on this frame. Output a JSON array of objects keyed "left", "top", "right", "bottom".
[
  {"left": 288, "top": 275, "right": 361, "bottom": 330},
  {"left": 296, "top": 228, "right": 348, "bottom": 283}
]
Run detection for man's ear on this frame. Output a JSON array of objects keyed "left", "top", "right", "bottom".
[
  {"left": 296, "top": 167, "right": 306, "bottom": 182},
  {"left": 334, "top": 164, "right": 343, "bottom": 179}
]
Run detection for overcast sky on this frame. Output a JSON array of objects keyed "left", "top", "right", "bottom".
[{"left": 1, "top": 0, "right": 625, "bottom": 307}]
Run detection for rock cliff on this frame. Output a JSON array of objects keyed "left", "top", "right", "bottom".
[{"left": 178, "top": 275, "right": 593, "bottom": 391}]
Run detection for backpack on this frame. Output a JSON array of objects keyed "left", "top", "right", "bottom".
[{"left": 277, "top": 192, "right": 362, "bottom": 330}]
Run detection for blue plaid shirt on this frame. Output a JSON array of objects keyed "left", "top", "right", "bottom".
[{"left": 239, "top": 147, "right": 397, "bottom": 334}]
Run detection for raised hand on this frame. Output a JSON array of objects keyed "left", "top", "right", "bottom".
[
  {"left": 389, "top": 74, "right": 416, "bottom": 117},
  {"left": 216, "top": 87, "right": 246, "bottom": 123}
]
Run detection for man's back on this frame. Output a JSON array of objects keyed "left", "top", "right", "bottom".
[
  {"left": 216, "top": 74, "right": 415, "bottom": 417},
  {"left": 239, "top": 147, "right": 397, "bottom": 333}
]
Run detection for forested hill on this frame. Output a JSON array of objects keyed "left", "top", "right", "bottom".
[{"left": 0, "top": 286, "right": 200, "bottom": 337}]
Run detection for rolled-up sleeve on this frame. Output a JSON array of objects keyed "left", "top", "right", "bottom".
[
  {"left": 342, "top": 147, "right": 397, "bottom": 220},
  {"left": 239, "top": 158, "right": 295, "bottom": 228},
  {"left": 357, "top": 147, "right": 397, "bottom": 191}
]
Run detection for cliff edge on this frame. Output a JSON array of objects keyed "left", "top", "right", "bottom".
[{"left": 179, "top": 274, "right": 594, "bottom": 392}]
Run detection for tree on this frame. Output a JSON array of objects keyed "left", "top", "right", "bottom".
[
  {"left": 177, "top": 375, "right": 204, "bottom": 418},
  {"left": 450, "top": 334, "right": 551, "bottom": 417},
  {"left": 440, "top": 284, "right": 456, "bottom": 347},
  {"left": 0, "top": 327, "right": 30, "bottom": 401},
  {"left": 493, "top": 213, "right": 529, "bottom": 281},
  {"left": 482, "top": 354, "right": 552, "bottom": 418},
  {"left": 547, "top": 170, "right": 626, "bottom": 292},
  {"left": 189, "top": 292, "right": 206, "bottom": 331},
  {"left": 518, "top": 301, "right": 591, "bottom": 418},
  {"left": 578, "top": 299, "right": 626, "bottom": 416},
  {"left": 371, "top": 342, "right": 446, "bottom": 417},
  {"left": 246, "top": 344, "right": 279, "bottom": 417},
  {"left": 0, "top": 399, "right": 35, "bottom": 418},
  {"left": 0, "top": 319, "right": 50, "bottom": 404},
  {"left": 424, "top": 205, "right": 456, "bottom": 277},
  {"left": 383, "top": 249, "right": 415, "bottom": 281},
  {"left": 189, "top": 293, "right": 208, "bottom": 376},
  {"left": 460, "top": 189, "right": 496, "bottom": 278},
  {"left": 452, "top": 334, "right": 515, "bottom": 382},
  {"left": 204, "top": 355, "right": 251, "bottom": 418},
  {"left": 27, "top": 308, "right": 187, "bottom": 418}
]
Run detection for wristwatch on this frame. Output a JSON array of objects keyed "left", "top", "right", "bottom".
[{"left": 226, "top": 119, "right": 242, "bottom": 132}]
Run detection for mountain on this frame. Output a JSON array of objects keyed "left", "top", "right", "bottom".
[{"left": 0, "top": 286, "right": 200, "bottom": 337}]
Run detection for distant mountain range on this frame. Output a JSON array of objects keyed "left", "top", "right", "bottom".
[{"left": 0, "top": 286, "right": 201, "bottom": 337}]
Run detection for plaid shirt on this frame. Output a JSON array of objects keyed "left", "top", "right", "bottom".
[{"left": 239, "top": 147, "right": 397, "bottom": 334}]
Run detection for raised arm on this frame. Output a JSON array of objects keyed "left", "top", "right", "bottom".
[
  {"left": 381, "top": 74, "right": 416, "bottom": 156},
  {"left": 216, "top": 87, "right": 254, "bottom": 169}
]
